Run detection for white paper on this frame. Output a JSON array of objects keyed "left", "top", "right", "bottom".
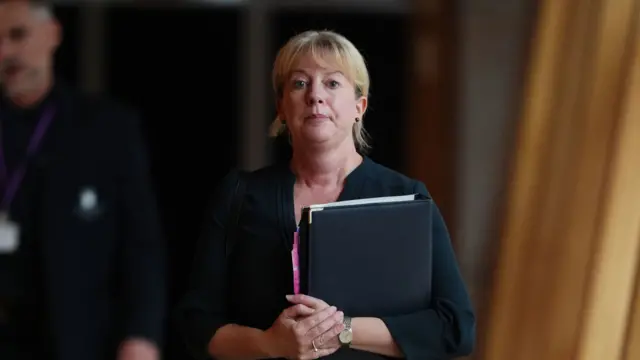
[{"left": 305, "top": 194, "right": 418, "bottom": 211}]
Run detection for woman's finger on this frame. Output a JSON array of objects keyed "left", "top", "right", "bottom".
[
  {"left": 314, "top": 319, "right": 345, "bottom": 348},
  {"left": 294, "top": 306, "right": 336, "bottom": 336},
  {"left": 286, "top": 294, "right": 329, "bottom": 310},
  {"left": 306, "top": 310, "right": 343, "bottom": 343},
  {"left": 283, "top": 303, "right": 315, "bottom": 319},
  {"left": 300, "top": 346, "right": 340, "bottom": 360}
]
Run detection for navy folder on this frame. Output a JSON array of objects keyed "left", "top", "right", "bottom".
[{"left": 297, "top": 194, "right": 433, "bottom": 359}]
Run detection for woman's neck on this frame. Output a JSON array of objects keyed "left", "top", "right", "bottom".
[{"left": 291, "top": 143, "right": 362, "bottom": 188}]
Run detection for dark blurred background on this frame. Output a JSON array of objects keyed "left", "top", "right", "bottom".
[
  {"left": 54, "top": 3, "right": 411, "bottom": 358},
  {"left": 50, "top": 1, "right": 534, "bottom": 358}
]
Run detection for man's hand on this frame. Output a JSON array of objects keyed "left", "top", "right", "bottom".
[{"left": 117, "top": 338, "right": 159, "bottom": 360}]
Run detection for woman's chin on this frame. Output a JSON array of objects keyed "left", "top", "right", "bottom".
[{"left": 300, "top": 127, "right": 336, "bottom": 144}]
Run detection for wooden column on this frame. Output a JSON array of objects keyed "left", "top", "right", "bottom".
[
  {"left": 238, "top": 0, "right": 272, "bottom": 171},
  {"left": 407, "top": 0, "right": 458, "bottom": 241},
  {"left": 78, "top": 4, "right": 107, "bottom": 94},
  {"left": 624, "top": 250, "right": 640, "bottom": 360},
  {"left": 621, "top": 20, "right": 640, "bottom": 360},
  {"left": 479, "top": 0, "right": 640, "bottom": 359}
]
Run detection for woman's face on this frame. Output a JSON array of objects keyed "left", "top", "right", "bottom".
[{"left": 278, "top": 53, "right": 367, "bottom": 150}]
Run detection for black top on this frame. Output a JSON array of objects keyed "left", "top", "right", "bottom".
[{"left": 177, "top": 157, "right": 475, "bottom": 360}]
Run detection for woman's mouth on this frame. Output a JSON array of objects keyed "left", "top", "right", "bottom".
[{"left": 305, "top": 114, "right": 329, "bottom": 120}]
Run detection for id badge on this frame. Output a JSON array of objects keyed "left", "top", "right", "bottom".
[{"left": 0, "top": 212, "right": 20, "bottom": 254}]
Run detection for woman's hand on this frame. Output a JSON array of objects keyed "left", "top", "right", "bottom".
[
  {"left": 264, "top": 301, "right": 344, "bottom": 359},
  {"left": 285, "top": 295, "right": 345, "bottom": 354}
]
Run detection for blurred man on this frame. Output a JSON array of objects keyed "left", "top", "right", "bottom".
[{"left": 0, "top": 1, "right": 166, "bottom": 359}]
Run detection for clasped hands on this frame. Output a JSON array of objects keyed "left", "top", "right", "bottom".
[{"left": 264, "top": 294, "right": 345, "bottom": 360}]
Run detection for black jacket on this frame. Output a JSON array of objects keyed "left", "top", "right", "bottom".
[{"left": 2, "top": 82, "right": 167, "bottom": 359}]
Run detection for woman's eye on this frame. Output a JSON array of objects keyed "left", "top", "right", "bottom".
[
  {"left": 293, "top": 80, "right": 306, "bottom": 89},
  {"left": 327, "top": 80, "right": 340, "bottom": 88}
]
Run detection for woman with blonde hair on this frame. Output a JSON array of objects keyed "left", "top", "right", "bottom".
[{"left": 176, "top": 30, "right": 475, "bottom": 360}]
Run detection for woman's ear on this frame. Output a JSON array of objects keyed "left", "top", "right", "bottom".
[{"left": 356, "top": 96, "right": 368, "bottom": 118}]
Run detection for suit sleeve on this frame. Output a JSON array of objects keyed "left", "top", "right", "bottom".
[
  {"left": 380, "top": 181, "right": 476, "bottom": 359},
  {"left": 174, "top": 170, "right": 239, "bottom": 360},
  {"left": 116, "top": 111, "right": 167, "bottom": 346}
]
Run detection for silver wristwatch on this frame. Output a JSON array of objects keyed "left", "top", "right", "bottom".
[{"left": 338, "top": 316, "right": 353, "bottom": 347}]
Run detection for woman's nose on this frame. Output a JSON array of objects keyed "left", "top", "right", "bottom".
[
  {"left": 306, "top": 95, "right": 324, "bottom": 105},
  {"left": 306, "top": 84, "right": 326, "bottom": 105}
]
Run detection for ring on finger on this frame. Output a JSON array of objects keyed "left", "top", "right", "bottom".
[{"left": 312, "top": 340, "right": 318, "bottom": 352}]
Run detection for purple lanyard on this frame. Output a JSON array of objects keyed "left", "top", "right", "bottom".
[{"left": 0, "top": 105, "right": 57, "bottom": 211}]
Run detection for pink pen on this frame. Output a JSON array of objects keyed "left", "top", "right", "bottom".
[{"left": 291, "top": 227, "right": 300, "bottom": 295}]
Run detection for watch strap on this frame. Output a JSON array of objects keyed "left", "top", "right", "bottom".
[{"left": 343, "top": 316, "right": 352, "bottom": 330}]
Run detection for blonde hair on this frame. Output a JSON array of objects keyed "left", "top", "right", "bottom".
[{"left": 269, "top": 30, "right": 371, "bottom": 153}]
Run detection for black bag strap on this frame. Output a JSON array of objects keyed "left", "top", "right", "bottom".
[{"left": 225, "top": 171, "right": 247, "bottom": 258}]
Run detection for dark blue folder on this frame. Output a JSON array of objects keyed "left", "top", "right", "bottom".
[{"left": 298, "top": 194, "right": 433, "bottom": 359}]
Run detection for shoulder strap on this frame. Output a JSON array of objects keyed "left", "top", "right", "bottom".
[{"left": 225, "top": 171, "right": 247, "bottom": 258}]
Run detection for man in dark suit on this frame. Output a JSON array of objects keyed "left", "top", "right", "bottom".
[{"left": 0, "top": 1, "right": 166, "bottom": 359}]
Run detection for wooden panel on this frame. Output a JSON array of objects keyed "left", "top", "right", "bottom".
[
  {"left": 620, "top": 17, "right": 640, "bottom": 360},
  {"left": 407, "top": 0, "right": 458, "bottom": 241},
  {"left": 624, "top": 247, "right": 640, "bottom": 360},
  {"left": 479, "top": 0, "right": 640, "bottom": 359},
  {"left": 575, "top": 5, "right": 640, "bottom": 357}
]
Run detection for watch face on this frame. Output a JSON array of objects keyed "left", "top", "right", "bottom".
[{"left": 339, "top": 330, "right": 353, "bottom": 343}]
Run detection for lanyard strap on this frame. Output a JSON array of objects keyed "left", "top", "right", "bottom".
[{"left": 0, "top": 105, "right": 57, "bottom": 210}]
